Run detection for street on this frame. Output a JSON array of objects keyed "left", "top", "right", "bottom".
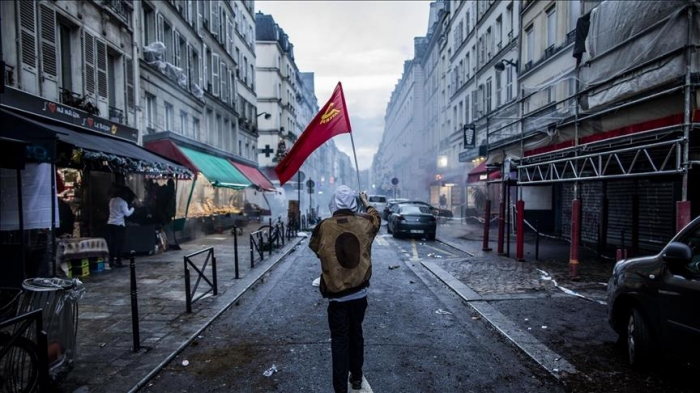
[{"left": 141, "top": 230, "right": 560, "bottom": 392}]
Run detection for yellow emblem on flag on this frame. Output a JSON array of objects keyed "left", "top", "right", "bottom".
[{"left": 320, "top": 103, "right": 340, "bottom": 125}]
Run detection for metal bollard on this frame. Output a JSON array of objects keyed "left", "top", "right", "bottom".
[
  {"left": 535, "top": 220, "right": 540, "bottom": 261},
  {"left": 233, "top": 225, "right": 239, "bottom": 279},
  {"left": 129, "top": 251, "right": 140, "bottom": 352},
  {"left": 250, "top": 233, "right": 254, "bottom": 268},
  {"left": 269, "top": 218, "right": 273, "bottom": 257},
  {"left": 258, "top": 231, "right": 264, "bottom": 260}
]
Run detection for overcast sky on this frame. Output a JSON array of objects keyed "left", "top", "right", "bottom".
[{"left": 256, "top": 1, "right": 431, "bottom": 171}]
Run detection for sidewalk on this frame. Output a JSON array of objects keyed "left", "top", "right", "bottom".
[
  {"left": 435, "top": 220, "right": 614, "bottom": 298},
  {"left": 430, "top": 220, "right": 630, "bottom": 388},
  {"left": 58, "top": 224, "right": 305, "bottom": 393}
]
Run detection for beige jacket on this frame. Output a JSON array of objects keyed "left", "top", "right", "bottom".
[{"left": 309, "top": 206, "right": 381, "bottom": 298}]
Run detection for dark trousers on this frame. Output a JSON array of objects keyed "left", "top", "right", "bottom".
[
  {"left": 327, "top": 297, "right": 367, "bottom": 393},
  {"left": 106, "top": 224, "right": 125, "bottom": 265}
]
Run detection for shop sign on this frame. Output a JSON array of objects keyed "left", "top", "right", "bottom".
[
  {"left": 459, "top": 150, "right": 480, "bottom": 162},
  {"left": 2, "top": 87, "right": 138, "bottom": 142}
]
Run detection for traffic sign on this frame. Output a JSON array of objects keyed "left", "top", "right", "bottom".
[
  {"left": 391, "top": 177, "right": 399, "bottom": 185},
  {"left": 306, "top": 179, "right": 315, "bottom": 188}
]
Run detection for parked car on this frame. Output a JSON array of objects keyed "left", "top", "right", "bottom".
[
  {"left": 383, "top": 198, "right": 408, "bottom": 220},
  {"left": 387, "top": 204, "right": 437, "bottom": 240},
  {"left": 367, "top": 195, "right": 388, "bottom": 215},
  {"left": 606, "top": 216, "right": 700, "bottom": 367}
]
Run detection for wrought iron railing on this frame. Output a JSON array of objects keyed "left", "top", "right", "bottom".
[
  {"left": 108, "top": 106, "right": 124, "bottom": 124},
  {"left": 102, "top": 0, "right": 133, "bottom": 26}
]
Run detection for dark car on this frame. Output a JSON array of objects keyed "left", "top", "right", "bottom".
[
  {"left": 387, "top": 204, "right": 437, "bottom": 240},
  {"left": 382, "top": 198, "right": 408, "bottom": 220},
  {"left": 606, "top": 216, "right": 700, "bottom": 367}
]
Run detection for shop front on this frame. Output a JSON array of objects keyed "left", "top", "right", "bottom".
[
  {"left": 0, "top": 101, "right": 192, "bottom": 287},
  {"left": 144, "top": 135, "right": 278, "bottom": 239}
]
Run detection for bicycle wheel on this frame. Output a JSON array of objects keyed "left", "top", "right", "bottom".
[{"left": 0, "top": 333, "right": 40, "bottom": 393}]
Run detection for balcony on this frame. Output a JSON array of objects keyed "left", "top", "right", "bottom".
[
  {"left": 108, "top": 106, "right": 124, "bottom": 124},
  {"left": 566, "top": 30, "right": 576, "bottom": 46},
  {"left": 544, "top": 45, "right": 556, "bottom": 60},
  {"left": 101, "top": 0, "right": 133, "bottom": 27},
  {"left": 59, "top": 87, "right": 100, "bottom": 116},
  {"left": 4, "top": 63, "right": 15, "bottom": 88}
]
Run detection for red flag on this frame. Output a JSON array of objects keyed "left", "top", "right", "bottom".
[{"left": 275, "top": 82, "right": 352, "bottom": 185}]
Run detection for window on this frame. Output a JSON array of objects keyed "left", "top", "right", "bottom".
[
  {"left": 239, "top": 140, "right": 242, "bottom": 155},
  {"left": 193, "top": 117, "right": 200, "bottom": 140},
  {"left": 164, "top": 102, "right": 173, "bottom": 131},
  {"left": 485, "top": 78, "right": 492, "bottom": 113},
  {"left": 58, "top": 22, "right": 73, "bottom": 91},
  {"left": 496, "top": 16, "right": 502, "bottom": 49},
  {"left": 496, "top": 69, "right": 502, "bottom": 107},
  {"left": 180, "top": 110, "right": 188, "bottom": 136},
  {"left": 507, "top": 3, "right": 513, "bottom": 38},
  {"left": 216, "top": 114, "right": 223, "bottom": 148},
  {"left": 471, "top": 90, "right": 478, "bottom": 119},
  {"left": 142, "top": 3, "right": 155, "bottom": 47},
  {"left": 465, "top": 53, "right": 470, "bottom": 79},
  {"left": 163, "top": 21, "right": 173, "bottom": 63},
  {"left": 547, "top": 7, "right": 557, "bottom": 49},
  {"left": 145, "top": 93, "right": 155, "bottom": 131},
  {"left": 465, "top": 95, "right": 470, "bottom": 124},
  {"left": 506, "top": 67, "right": 514, "bottom": 101},
  {"left": 525, "top": 25, "right": 534, "bottom": 63},
  {"left": 569, "top": 0, "right": 581, "bottom": 32}
]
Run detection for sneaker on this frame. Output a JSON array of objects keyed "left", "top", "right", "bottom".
[{"left": 349, "top": 374, "right": 362, "bottom": 390}]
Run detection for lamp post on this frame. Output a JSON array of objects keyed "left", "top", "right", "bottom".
[{"left": 256, "top": 112, "right": 272, "bottom": 119}]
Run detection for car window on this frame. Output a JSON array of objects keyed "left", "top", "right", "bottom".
[
  {"left": 400, "top": 205, "right": 430, "bottom": 214},
  {"left": 678, "top": 225, "right": 700, "bottom": 275},
  {"left": 369, "top": 196, "right": 386, "bottom": 203}
]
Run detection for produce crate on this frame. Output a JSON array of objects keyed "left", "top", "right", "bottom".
[
  {"left": 68, "top": 259, "right": 90, "bottom": 278},
  {"left": 89, "top": 257, "right": 104, "bottom": 273}
]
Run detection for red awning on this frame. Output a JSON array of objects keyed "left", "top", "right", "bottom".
[
  {"left": 467, "top": 162, "right": 501, "bottom": 183},
  {"left": 230, "top": 161, "right": 276, "bottom": 191},
  {"left": 144, "top": 139, "right": 198, "bottom": 176}
]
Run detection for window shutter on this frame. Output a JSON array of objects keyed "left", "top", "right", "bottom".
[
  {"left": 186, "top": 43, "right": 191, "bottom": 88},
  {"left": 212, "top": 53, "right": 219, "bottom": 96},
  {"left": 126, "top": 58, "right": 134, "bottom": 110},
  {"left": 210, "top": 1, "right": 217, "bottom": 35},
  {"left": 173, "top": 31, "right": 181, "bottom": 67},
  {"left": 39, "top": 4, "right": 57, "bottom": 78},
  {"left": 229, "top": 70, "right": 235, "bottom": 109},
  {"left": 156, "top": 13, "right": 163, "bottom": 42},
  {"left": 19, "top": 0, "right": 37, "bottom": 68},
  {"left": 220, "top": 62, "right": 227, "bottom": 103},
  {"left": 84, "top": 31, "right": 95, "bottom": 95},
  {"left": 227, "top": 17, "right": 234, "bottom": 55},
  {"left": 96, "top": 40, "right": 107, "bottom": 98},
  {"left": 202, "top": 43, "right": 208, "bottom": 89},
  {"left": 196, "top": 1, "right": 203, "bottom": 37}
]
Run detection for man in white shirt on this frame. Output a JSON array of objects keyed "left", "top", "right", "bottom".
[{"left": 106, "top": 186, "right": 134, "bottom": 268}]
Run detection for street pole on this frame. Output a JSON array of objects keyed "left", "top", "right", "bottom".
[{"left": 297, "top": 172, "right": 301, "bottom": 231}]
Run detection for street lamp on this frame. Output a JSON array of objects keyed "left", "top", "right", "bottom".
[
  {"left": 257, "top": 112, "right": 272, "bottom": 119},
  {"left": 494, "top": 59, "right": 518, "bottom": 73}
]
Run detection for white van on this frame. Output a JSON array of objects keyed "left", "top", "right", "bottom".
[{"left": 367, "top": 195, "right": 388, "bottom": 214}]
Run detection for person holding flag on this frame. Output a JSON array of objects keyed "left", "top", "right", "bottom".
[{"left": 309, "top": 186, "right": 380, "bottom": 392}]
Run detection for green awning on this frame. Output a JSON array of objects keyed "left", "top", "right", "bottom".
[{"left": 179, "top": 146, "right": 251, "bottom": 189}]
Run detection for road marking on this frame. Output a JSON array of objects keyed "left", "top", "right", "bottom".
[
  {"left": 348, "top": 375, "right": 373, "bottom": 392},
  {"left": 410, "top": 239, "right": 421, "bottom": 261},
  {"left": 374, "top": 237, "right": 388, "bottom": 246},
  {"left": 420, "top": 243, "right": 456, "bottom": 257}
]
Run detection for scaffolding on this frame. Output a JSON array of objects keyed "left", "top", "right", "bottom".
[{"left": 484, "top": 0, "right": 699, "bottom": 269}]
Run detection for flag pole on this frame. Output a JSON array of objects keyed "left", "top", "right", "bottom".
[{"left": 349, "top": 132, "right": 362, "bottom": 192}]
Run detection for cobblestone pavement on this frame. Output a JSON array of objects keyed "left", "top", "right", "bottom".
[{"left": 57, "top": 224, "right": 304, "bottom": 393}]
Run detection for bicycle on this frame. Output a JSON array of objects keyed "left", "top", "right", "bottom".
[{"left": 0, "top": 288, "right": 40, "bottom": 393}]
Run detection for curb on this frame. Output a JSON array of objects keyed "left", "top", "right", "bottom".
[
  {"left": 128, "top": 236, "right": 305, "bottom": 392},
  {"left": 421, "top": 260, "right": 577, "bottom": 379}
]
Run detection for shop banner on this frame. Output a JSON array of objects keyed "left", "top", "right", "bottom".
[
  {"left": 0, "top": 163, "right": 59, "bottom": 230},
  {"left": 1, "top": 87, "right": 138, "bottom": 142}
]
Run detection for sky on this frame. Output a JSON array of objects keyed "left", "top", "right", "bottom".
[{"left": 256, "top": 1, "right": 432, "bottom": 171}]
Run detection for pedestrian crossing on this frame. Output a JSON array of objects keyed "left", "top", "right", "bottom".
[{"left": 349, "top": 375, "right": 373, "bottom": 392}]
